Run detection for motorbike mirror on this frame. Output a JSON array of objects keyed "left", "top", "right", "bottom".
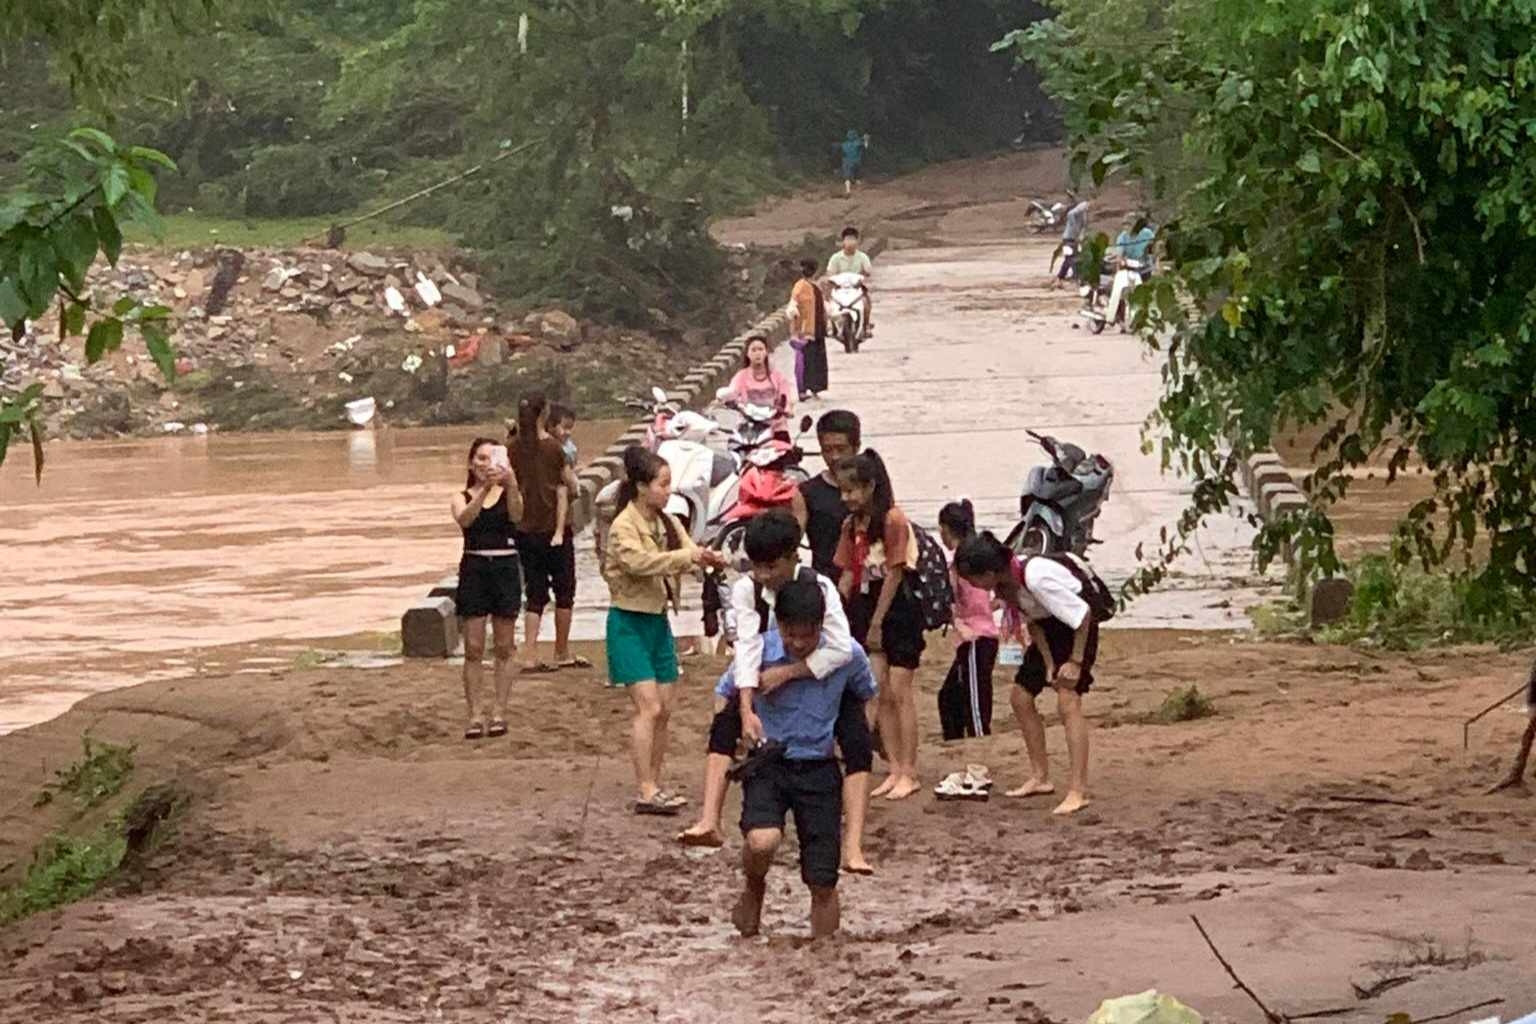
[
  {"left": 798, "top": 415, "right": 814, "bottom": 433},
  {"left": 651, "top": 386, "right": 669, "bottom": 405}
]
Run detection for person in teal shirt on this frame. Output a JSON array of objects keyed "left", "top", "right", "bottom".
[
  {"left": 1114, "top": 215, "right": 1156, "bottom": 270},
  {"left": 840, "top": 130, "right": 867, "bottom": 196}
]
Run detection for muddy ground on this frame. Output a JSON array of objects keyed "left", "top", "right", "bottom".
[{"left": 2, "top": 631, "right": 1533, "bottom": 1023}]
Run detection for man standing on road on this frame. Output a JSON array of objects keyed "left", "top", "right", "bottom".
[
  {"left": 1051, "top": 195, "right": 1091, "bottom": 290},
  {"left": 729, "top": 579, "right": 877, "bottom": 939}
]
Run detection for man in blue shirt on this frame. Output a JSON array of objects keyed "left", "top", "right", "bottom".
[{"left": 724, "top": 578, "right": 877, "bottom": 940}]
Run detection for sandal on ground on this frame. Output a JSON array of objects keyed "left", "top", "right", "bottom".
[
  {"left": 965, "top": 763, "right": 995, "bottom": 790},
  {"left": 524, "top": 662, "right": 557, "bottom": 674},
  {"left": 934, "top": 770, "right": 991, "bottom": 802},
  {"left": 486, "top": 719, "right": 508, "bottom": 738},
  {"left": 463, "top": 722, "right": 486, "bottom": 741},
  {"left": 634, "top": 792, "right": 686, "bottom": 816},
  {"left": 555, "top": 656, "right": 593, "bottom": 669}
]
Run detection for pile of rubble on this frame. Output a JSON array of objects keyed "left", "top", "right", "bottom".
[{"left": 0, "top": 245, "right": 593, "bottom": 436}]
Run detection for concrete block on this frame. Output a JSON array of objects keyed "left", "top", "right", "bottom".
[
  {"left": 428, "top": 575, "right": 458, "bottom": 599},
  {"left": 1251, "top": 463, "right": 1292, "bottom": 497},
  {"left": 1310, "top": 577, "right": 1355, "bottom": 627},
  {"left": 1259, "top": 480, "right": 1300, "bottom": 517},
  {"left": 1270, "top": 493, "right": 1307, "bottom": 518},
  {"left": 402, "top": 596, "right": 457, "bottom": 658},
  {"left": 1244, "top": 452, "right": 1285, "bottom": 493}
]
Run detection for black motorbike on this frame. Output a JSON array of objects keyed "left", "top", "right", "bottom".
[{"left": 1004, "top": 430, "right": 1114, "bottom": 556}]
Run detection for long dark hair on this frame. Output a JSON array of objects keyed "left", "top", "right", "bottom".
[
  {"left": 740, "top": 333, "right": 770, "bottom": 370},
  {"left": 616, "top": 445, "right": 682, "bottom": 550},
  {"left": 840, "top": 449, "right": 894, "bottom": 548},
  {"left": 512, "top": 392, "right": 548, "bottom": 456},
  {"left": 938, "top": 499, "right": 977, "bottom": 542},
  {"left": 953, "top": 531, "right": 1013, "bottom": 581},
  {"left": 464, "top": 436, "right": 498, "bottom": 490}
]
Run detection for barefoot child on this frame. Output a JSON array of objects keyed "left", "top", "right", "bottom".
[
  {"left": 729, "top": 579, "right": 877, "bottom": 940},
  {"left": 933, "top": 500, "right": 999, "bottom": 799},
  {"left": 954, "top": 532, "right": 1102, "bottom": 815},
  {"left": 835, "top": 451, "right": 925, "bottom": 801},
  {"left": 677, "top": 510, "right": 876, "bottom": 874}
]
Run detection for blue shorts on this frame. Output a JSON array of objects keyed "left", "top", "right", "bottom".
[{"left": 842, "top": 159, "right": 861, "bottom": 181}]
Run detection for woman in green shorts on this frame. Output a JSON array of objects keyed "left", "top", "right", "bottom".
[{"left": 604, "top": 446, "right": 726, "bottom": 815}]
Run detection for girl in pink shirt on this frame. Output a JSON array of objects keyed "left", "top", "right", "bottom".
[
  {"left": 937, "top": 500, "right": 999, "bottom": 742},
  {"left": 727, "top": 334, "right": 793, "bottom": 432}
]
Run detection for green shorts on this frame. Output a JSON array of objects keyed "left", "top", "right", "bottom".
[{"left": 606, "top": 608, "right": 679, "bottom": 686}]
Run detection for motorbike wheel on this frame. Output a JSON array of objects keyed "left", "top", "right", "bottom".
[
  {"left": 840, "top": 313, "right": 855, "bottom": 354},
  {"left": 1020, "top": 526, "right": 1052, "bottom": 556}
]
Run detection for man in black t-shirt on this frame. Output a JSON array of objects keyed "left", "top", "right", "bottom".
[{"left": 792, "top": 409, "right": 862, "bottom": 579}]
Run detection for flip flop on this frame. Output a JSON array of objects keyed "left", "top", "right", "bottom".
[
  {"left": 634, "top": 794, "right": 683, "bottom": 816},
  {"left": 844, "top": 863, "right": 876, "bottom": 876},
  {"left": 523, "top": 662, "right": 557, "bottom": 674},
  {"left": 676, "top": 828, "right": 725, "bottom": 848},
  {"left": 555, "top": 656, "right": 592, "bottom": 669},
  {"left": 463, "top": 722, "right": 485, "bottom": 741},
  {"left": 486, "top": 719, "right": 508, "bottom": 738}
]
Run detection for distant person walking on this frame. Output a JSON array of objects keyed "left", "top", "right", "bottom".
[
  {"left": 603, "top": 446, "right": 726, "bottom": 814},
  {"left": 788, "top": 259, "right": 830, "bottom": 401},
  {"left": 1052, "top": 195, "right": 1091, "bottom": 290},
  {"left": 451, "top": 438, "right": 524, "bottom": 740},
  {"left": 839, "top": 129, "right": 868, "bottom": 196},
  {"left": 510, "top": 393, "right": 586, "bottom": 672}
]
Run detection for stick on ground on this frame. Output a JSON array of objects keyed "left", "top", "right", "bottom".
[
  {"left": 1410, "top": 997, "right": 1503, "bottom": 1024},
  {"left": 1190, "top": 915, "right": 1287, "bottom": 1024}
]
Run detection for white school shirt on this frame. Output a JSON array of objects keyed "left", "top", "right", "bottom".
[
  {"left": 1014, "top": 558, "right": 1092, "bottom": 630},
  {"left": 729, "top": 572, "right": 853, "bottom": 690}
]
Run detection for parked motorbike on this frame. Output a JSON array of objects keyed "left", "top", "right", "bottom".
[
  {"left": 1027, "top": 199, "right": 1067, "bottom": 233},
  {"left": 826, "top": 272, "right": 868, "bottom": 353},
  {"left": 1004, "top": 430, "right": 1114, "bottom": 557}
]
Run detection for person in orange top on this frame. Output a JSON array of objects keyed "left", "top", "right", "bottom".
[{"left": 788, "top": 259, "right": 829, "bottom": 401}]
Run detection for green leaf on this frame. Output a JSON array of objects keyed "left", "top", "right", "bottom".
[
  {"left": 124, "top": 146, "right": 177, "bottom": 171},
  {"left": 29, "top": 417, "right": 44, "bottom": 484},
  {"left": 51, "top": 217, "right": 99, "bottom": 292},
  {"left": 103, "top": 164, "right": 131, "bottom": 207},
  {"left": 0, "top": 280, "right": 26, "bottom": 328},
  {"left": 85, "top": 318, "right": 124, "bottom": 362},
  {"left": 93, "top": 207, "right": 123, "bottom": 266},
  {"left": 0, "top": 422, "right": 11, "bottom": 470},
  {"left": 112, "top": 296, "right": 138, "bottom": 317},
  {"left": 18, "top": 244, "right": 58, "bottom": 313},
  {"left": 0, "top": 383, "right": 45, "bottom": 425},
  {"left": 142, "top": 323, "right": 176, "bottom": 381},
  {"left": 63, "top": 302, "right": 87, "bottom": 337},
  {"left": 69, "top": 127, "right": 117, "bottom": 154},
  {"left": 136, "top": 304, "right": 172, "bottom": 322},
  {"left": 1297, "top": 150, "right": 1322, "bottom": 174}
]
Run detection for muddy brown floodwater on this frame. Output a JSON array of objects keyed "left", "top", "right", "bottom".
[{"left": 0, "top": 421, "right": 625, "bottom": 734}]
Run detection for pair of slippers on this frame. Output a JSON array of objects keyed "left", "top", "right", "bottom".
[
  {"left": 933, "top": 764, "right": 994, "bottom": 801},
  {"left": 463, "top": 719, "right": 508, "bottom": 741}
]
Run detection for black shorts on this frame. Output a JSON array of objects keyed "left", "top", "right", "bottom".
[
  {"left": 709, "top": 689, "right": 872, "bottom": 774},
  {"left": 847, "top": 585, "right": 926, "bottom": 670},
  {"left": 517, "top": 529, "right": 577, "bottom": 613},
  {"left": 740, "top": 758, "right": 842, "bottom": 889},
  {"left": 1016, "top": 616, "right": 1099, "bottom": 696},
  {"left": 456, "top": 553, "right": 523, "bottom": 619}
]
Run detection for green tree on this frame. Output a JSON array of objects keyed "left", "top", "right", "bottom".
[{"left": 1002, "top": 0, "right": 1536, "bottom": 613}]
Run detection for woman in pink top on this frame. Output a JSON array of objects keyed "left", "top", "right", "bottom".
[
  {"left": 937, "top": 500, "right": 999, "bottom": 743},
  {"left": 727, "top": 334, "right": 793, "bottom": 432}
]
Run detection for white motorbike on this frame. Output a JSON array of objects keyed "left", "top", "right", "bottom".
[
  {"left": 826, "top": 271, "right": 868, "bottom": 353},
  {"left": 1079, "top": 256, "right": 1148, "bottom": 335},
  {"left": 1027, "top": 199, "right": 1067, "bottom": 233}
]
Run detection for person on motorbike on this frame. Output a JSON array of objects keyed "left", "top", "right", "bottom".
[
  {"left": 1114, "top": 213, "right": 1156, "bottom": 271},
  {"left": 1051, "top": 195, "right": 1090, "bottom": 290},
  {"left": 825, "top": 226, "right": 874, "bottom": 335},
  {"left": 726, "top": 334, "right": 794, "bottom": 434}
]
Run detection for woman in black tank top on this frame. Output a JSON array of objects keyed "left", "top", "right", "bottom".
[{"left": 451, "top": 438, "right": 525, "bottom": 740}]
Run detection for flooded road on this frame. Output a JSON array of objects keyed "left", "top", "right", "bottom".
[{"left": 0, "top": 421, "right": 625, "bottom": 733}]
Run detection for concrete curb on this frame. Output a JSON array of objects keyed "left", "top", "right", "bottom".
[{"left": 1241, "top": 449, "right": 1353, "bottom": 627}]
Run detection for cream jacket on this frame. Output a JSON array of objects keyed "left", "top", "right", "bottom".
[{"left": 602, "top": 501, "right": 697, "bottom": 614}]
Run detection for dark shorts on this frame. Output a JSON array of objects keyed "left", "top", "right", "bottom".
[
  {"left": 847, "top": 585, "right": 926, "bottom": 670},
  {"left": 518, "top": 529, "right": 577, "bottom": 613},
  {"left": 456, "top": 553, "right": 523, "bottom": 619},
  {"left": 709, "top": 689, "right": 872, "bottom": 774},
  {"left": 740, "top": 757, "right": 843, "bottom": 889},
  {"left": 1016, "top": 616, "right": 1099, "bottom": 697}
]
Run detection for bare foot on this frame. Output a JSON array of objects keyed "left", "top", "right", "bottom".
[
  {"left": 869, "top": 775, "right": 897, "bottom": 799},
  {"left": 884, "top": 776, "right": 921, "bottom": 801},
  {"left": 731, "top": 892, "right": 762, "bottom": 937},
  {"left": 1005, "top": 778, "right": 1055, "bottom": 798},
  {"left": 1052, "top": 791, "right": 1090, "bottom": 815},
  {"left": 843, "top": 850, "right": 875, "bottom": 875},
  {"left": 677, "top": 825, "right": 726, "bottom": 848}
]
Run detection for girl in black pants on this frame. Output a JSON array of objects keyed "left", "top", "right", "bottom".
[{"left": 937, "top": 500, "right": 999, "bottom": 742}]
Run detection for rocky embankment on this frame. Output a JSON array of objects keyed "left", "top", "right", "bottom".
[{"left": 2, "top": 244, "right": 780, "bottom": 438}]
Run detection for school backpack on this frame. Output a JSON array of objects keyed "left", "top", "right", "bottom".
[
  {"left": 1024, "top": 552, "right": 1118, "bottom": 623},
  {"left": 904, "top": 525, "right": 955, "bottom": 631}
]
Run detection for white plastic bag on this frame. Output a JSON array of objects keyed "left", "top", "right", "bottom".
[{"left": 1086, "top": 991, "right": 1203, "bottom": 1024}]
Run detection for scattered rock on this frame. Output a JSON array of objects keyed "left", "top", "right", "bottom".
[
  {"left": 1403, "top": 848, "right": 1445, "bottom": 871},
  {"left": 263, "top": 268, "right": 288, "bottom": 291},
  {"left": 348, "top": 252, "right": 390, "bottom": 276},
  {"left": 440, "top": 282, "right": 484, "bottom": 310}
]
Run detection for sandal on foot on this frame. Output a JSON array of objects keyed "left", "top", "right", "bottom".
[
  {"left": 634, "top": 793, "right": 684, "bottom": 816},
  {"left": 463, "top": 722, "right": 486, "bottom": 740},
  {"left": 676, "top": 828, "right": 725, "bottom": 848},
  {"left": 486, "top": 719, "right": 508, "bottom": 738}
]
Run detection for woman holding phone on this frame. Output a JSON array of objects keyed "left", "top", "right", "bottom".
[{"left": 452, "top": 437, "right": 523, "bottom": 740}]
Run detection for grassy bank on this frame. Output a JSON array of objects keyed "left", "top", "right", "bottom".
[{"left": 126, "top": 213, "right": 455, "bottom": 252}]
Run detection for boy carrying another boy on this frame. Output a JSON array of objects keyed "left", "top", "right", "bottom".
[
  {"left": 677, "top": 509, "right": 876, "bottom": 875},
  {"left": 721, "top": 578, "right": 877, "bottom": 939}
]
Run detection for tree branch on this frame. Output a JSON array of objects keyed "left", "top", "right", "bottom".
[
  {"left": 1190, "top": 915, "right": 1287, "bottom": 1024},
  {"left": 1395, "top": 190, "right": 1426, "bottom": 265}
]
